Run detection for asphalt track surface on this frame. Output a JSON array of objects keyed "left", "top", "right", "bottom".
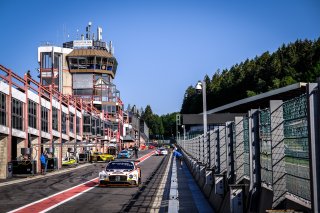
[{"left": 0, "top": 150, "right": 167, "bottom": 213}]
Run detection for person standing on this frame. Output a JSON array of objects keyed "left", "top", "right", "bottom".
[
  {"left": 40, "top": 151, "right": 47, "bottom": 175},
  {"left": 173, "top": 149, "right": 183, "bottom": 169},
  {"left": 134, "top": 146, "right": 139, "bottom": 159}
]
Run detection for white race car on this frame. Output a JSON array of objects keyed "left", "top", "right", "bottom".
[
  {"left": 98, "top": 160, "right": 141, "bottom": 187},
  {"left": 155, "top": 148, "right": 168, "bottom": 155}
]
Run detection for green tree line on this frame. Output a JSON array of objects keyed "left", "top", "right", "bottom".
[
  {"left": 181, "top": 38, "right": 320, "bottom": 114},
  {"left": 140, "top": 105, "right": 177, "bottom": 140}
]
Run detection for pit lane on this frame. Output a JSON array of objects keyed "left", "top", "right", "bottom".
[{"left": 0, "top": 150, "right": 166, "bottom": 213}]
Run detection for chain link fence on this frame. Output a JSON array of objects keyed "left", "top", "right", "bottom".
[
  {"left": 178, "top": 91, "right": 315, "bottom": 208},
  {"left": 283, "top": 94, "right": 310, "bottom": 201}
]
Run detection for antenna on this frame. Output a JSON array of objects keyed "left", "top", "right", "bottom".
[
  {"left": 97, "top": 27, "right": 102, "bottom": 41},
  {"left": 86, "top": 21, "right": 92, "bottom": 40},
  {"left": 109, "top": 41, "right": 114, "bottom": 54}
]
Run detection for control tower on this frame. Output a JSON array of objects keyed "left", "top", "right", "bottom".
[{"left": 38, "top": 22, "right": 123, "bottom": 149}]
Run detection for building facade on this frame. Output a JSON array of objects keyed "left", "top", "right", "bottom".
[{"left": 0, "top": 64, "right": 117, "bottom": 178}]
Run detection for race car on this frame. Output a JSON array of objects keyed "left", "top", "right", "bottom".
[
  {"left": 90, "top": 152, "right": 115, "bottom": 162},
  {"left": 98, "top": 161, "right": 141, "bottom": 187},
  {"left": 155, "top": 148, "right": 168, "bottom": 155},
  {"left": 117, "top": 150, "right": 131, "bottom": 158},
  {"left": 62, "top": 156, "right": 77, "bottom": 166}
]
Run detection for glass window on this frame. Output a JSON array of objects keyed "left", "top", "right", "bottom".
[
  {"left": 53, "top": 53, "right": 60, "bottom": 69},
  {"left": 96, "top": 119, "right": 101, "bottom": 135},
  {"left": 28, "top": 100, "right": 37, "bottom": 129},
  {"left": 42, "top": 77, "right": 52, "bottom": 86},
  {"left": 12, "top": 98, "right": 23, "bottom": 130},
  {"left": 69, "top": 58, "right": 78, "bottom": 69},
  {"left": 41, "top": 53, "right": 52, "bottom": 69},
  {"left": 91, "top": 117, "right": 96, "bottom": 135},
  {"left": 78, "top": 58, "right": 87, "bottom": 69},
  {"left": 41, "top": 106, "right": 48, "bottom": 132},
  {"left": 61, "top": 112, "right": 67, "bottom": 134},
  {"left": 69, "top": 113, "right": 74, "bottom": 133},
  {"left": 96, "top": 57, "right": 101, "bottom": 69},
  {"left": 83, "top": 114, "right": 91, "bottom": 134},
  {"left": 0, "top": 92, "right": 6, "bottom": 126},
  {"left": 52, "top": 107, "right": 58, "bottom": 131},
  {"left": 76, "top": 116, "right": 80, "bottom": 134}
]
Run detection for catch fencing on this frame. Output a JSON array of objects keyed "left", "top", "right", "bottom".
[{"left": 178, "top": 83, "right": 320, "bottom": 212}]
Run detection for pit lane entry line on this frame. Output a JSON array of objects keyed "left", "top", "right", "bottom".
[
  {"left": 150, "top": 153, "right": 173, "bottom": 213},
  {"left": 8, "top": 151, "right": 156, "bottom": 213}
]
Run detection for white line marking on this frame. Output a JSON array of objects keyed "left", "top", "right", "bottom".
[
  {"left": 39, "top": 184, "right": 98, "bottom": 213},
  {"left": 7, "top": 178, "right": 98, "bottom": 213},
  {"left": 150, "top": 153, "right": 173, "bottom": 212},
  {"left": 168, "top": 157, "right": 179, "bottom": 212},
  {"left": 8, "top": 152, "right": 154, "bottom": 213}
]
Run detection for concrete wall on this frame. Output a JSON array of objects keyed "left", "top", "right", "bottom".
[
  {"left": 30, "top": 137, "right": 40, "bottom": 172},
  {"left": 0, "top": 136, "right": 8, "bottom": 179}
]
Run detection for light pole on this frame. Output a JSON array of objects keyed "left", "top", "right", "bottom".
[
  {"left": 181, "top": 125, "right": 186, "bottom": 150},
  {"left": 196, "top": 80, "right": 209, "bottom": 167}
]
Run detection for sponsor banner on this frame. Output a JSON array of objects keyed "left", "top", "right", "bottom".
[{"left": 73, "top": 40, "right": 93, "bottom": 47}]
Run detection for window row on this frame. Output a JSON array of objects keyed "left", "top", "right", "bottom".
[
  {"left": 0, "top": 95, "right": 82, "bottom": 134},
  {"left": 83, "top": 115, "right": 111, "bottom": 136},
  {"left": 68, "top": 57, "right": 115, "bottom": 71}
]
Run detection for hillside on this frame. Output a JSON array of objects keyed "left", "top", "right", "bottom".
[{"left": 181, "top": 38, "right": 320, "bottom": 114}]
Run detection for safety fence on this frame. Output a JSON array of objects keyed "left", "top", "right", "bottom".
[{"left": 178, "top": 83, "right": 320, "bottom": 212}]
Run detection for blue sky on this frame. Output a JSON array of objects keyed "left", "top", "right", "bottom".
[{"left": 0, "top": 0, "right": 319, "bottom": 115}]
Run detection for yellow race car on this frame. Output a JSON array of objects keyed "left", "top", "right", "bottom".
[
  {"left": 62, "top": 156, "right": 77, "bottom": 166},
  {"left": 90, "top": 152, "right": 115, "bottom": 162}
]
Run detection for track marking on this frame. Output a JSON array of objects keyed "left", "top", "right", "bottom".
[
  {"left": 8, "top": 151, "right": 156, "bottom": 213},
  {"left": 8, "top": 178, "right": 98, "bottom": 213},
  {"left": 150, "top": 153, "right": 173, "bottom": 213},
  {"left": 168, "top": 156, "right": 179, "bottom": 212}
]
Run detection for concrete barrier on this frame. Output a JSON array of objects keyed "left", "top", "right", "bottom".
[
  {"left": 203, "top": 169, "right": 213, "bottom": 198},
  {"left": 198, "top": 165, "right": 206, "bottom": 188}
]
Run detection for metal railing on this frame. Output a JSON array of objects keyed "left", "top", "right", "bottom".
[{"left": 177, "top": 89, "right": 318, "bottom": 211}]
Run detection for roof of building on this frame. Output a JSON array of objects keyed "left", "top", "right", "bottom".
[
  {"left": 183, "top": 82, "right": 311, "bottom": 125},
  {"left": 182, "top": 113, "right": 246, "bottom": 125},
  {"left": 205, "top": 82, "right": 308, "bottom": 114},
  {"left": 67, "top": 49, "right": 114, "bottom": 58}
]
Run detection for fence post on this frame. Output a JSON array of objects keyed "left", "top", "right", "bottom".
[
  {"left": 215, "top": 127, "right": 220, "bottom": 174},
  {"left": 248, "top": 109, "right": 261, "bottom": 211},
  {"left": 235, "top": 116, "right": 244, "bottom": 183},
  {"left": 207, "top": 131, "right": 211, "bottom": 168},
  {"left": 307, "top": 83, "right": 320, "bottom": 212},
  {"left": 209, "top": 130, "right": 215, "bottom": 170},
  {"left": 270, "top": 100, "right": 286, "bottom": 208},
  {"left": 226, "top": 122, "right": 235, "bottom": 184},
  {"left": 198, "top": 136, "right": 201, "bottom": 162},
  {"left": 219, "top": 125, "right": 227, "bottom": 174}
]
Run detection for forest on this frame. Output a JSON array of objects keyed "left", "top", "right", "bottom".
[{"left": 181, "top": 38, "right": 320, "bottom": 114}]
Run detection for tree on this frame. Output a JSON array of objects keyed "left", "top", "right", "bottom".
[{"left": 180, "top": 37, "right": 320, "bottom": 114}]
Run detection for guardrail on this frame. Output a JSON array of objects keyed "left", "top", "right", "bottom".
[{"left": 178, "top": 83, "right": 320, "bottom": 212}]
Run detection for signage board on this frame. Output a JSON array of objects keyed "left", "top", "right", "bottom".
[{"left": 73, "top": 40, "right": 93, "bottom": 47}]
